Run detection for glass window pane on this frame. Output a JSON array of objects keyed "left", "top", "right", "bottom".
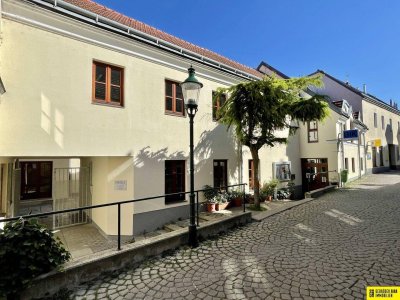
[
  {"left": 166, "top": 82, "right": 172, "bottom": 97},
  {"left": 176, "top": 85, "right": 183, "bottom": 99},
  {"left": 111, "top": 68, "right": 121, "bottom": 85},
  {"left": 95, "top": 83, "right": 106, "bottom": 100},
  {"left": 110, "top": 86, "right": 121, "bottom": 102},
  {"left": 176, "top": 99, "right": 183, "bottom": 113},
  {"left": 96, "top": 65, "right": 106, "bottom": 82},
  {"left": 166, "top": 97, "right": 173, "bottom": 111}
]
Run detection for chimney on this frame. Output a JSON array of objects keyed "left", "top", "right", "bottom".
[
  {"left": 363, "top": 84, "right": 367, "bottom": 93},
  {"left": 390, "top": 99, "right": 393, "bottom": 106}
]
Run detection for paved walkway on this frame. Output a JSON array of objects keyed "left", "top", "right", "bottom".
[{"left": 63, "top": 171, "right": 400, "bottom": 299}]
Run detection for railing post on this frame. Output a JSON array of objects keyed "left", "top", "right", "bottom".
[
  {"left": 242, "top": 184, "right": 246, "bottom": 212},
  {"left": 196, "top": 191, "right": 199, "bottom": 227},
  {"left": 117, "top": 203, "right": 121, "bottom": 251}
]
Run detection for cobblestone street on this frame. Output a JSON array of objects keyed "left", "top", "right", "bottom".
[{"left": 68, "top": 172, "right": 400, "bottom": 299}]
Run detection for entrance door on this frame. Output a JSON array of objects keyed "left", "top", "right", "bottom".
[
  {"left": 20, "top": 161, "right": 52, "bottom": 200},
  {"left": 301, "top": 158, "right": 329, "bottom": 192},
  {"left": 213, "top": 160, "right": 227, "bottom": 189}
]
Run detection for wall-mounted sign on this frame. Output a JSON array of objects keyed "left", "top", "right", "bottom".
[
  {"left": 343, "top": 129, "right": 358, "bottom": 140},
  {"left": 114, "top": 180, "right": 127, "bottom": 191},
  {"left": 273, "top": 161, "right": 291, "bottom": 181},
  {"left": 372, "top": 139, "right": 382, "bottom": 147}
]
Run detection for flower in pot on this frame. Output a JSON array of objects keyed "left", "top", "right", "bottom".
[
  {"left": 229, "top": 189, "right": 244, "bottom": 207},
  {"left": 203, "top": 185, "right": 218, "bottom": 212},
  {"left": 216, "top": 192, "right": 229, "bottom": 211}
]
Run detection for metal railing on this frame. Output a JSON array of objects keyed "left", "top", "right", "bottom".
[{"left": 0, "top": 183, "right": 246, "bottom": 251}]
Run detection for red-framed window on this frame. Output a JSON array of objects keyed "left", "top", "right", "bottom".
[
  {"left": 92, "top": 61, "right": 123, "bottom": 106},
  {"left": 307, "top": 121, "right": 318, "bottom": 143},
  {"left": 213, "top": 160, "right": 228, "bottom": 189},
  {"left": 212, "top": 91, "right": 226, "bottom": 121},
  {"left": 165, "top": 80, "right": 184, "bottom": 116},
  {"left": 248, "top": 160, "right": 254, "bottom": 190},
  {"left": 165, "top": 160, "right": 186, "bottom": 203}
]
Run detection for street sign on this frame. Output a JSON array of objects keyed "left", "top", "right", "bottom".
[
  {"left": 343, "top": 129, "right": 359, "bottom": 140},
  {"left": 372, "top": 139, "right": 382, "bottom": 147}
]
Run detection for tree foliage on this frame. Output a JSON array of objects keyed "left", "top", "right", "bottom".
[
  {"left": 0, "top": 218, "right": 71, "bottom": 299},
  {"left": 214, "top": 75, "right": 329, "bottom": 207}
]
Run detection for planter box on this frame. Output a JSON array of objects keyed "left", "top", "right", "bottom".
[{"left": 216, "top": 202, "right": 229, "bottom": 211}]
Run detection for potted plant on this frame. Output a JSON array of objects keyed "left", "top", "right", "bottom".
[
  {"left": 203, "top": 185, "right": 218, "bottom": 212},
  {"left": 215, "top": 192, "right": 229, "bottom": 211},
  {"left": 261, "top": 179, "right": 279, "bottom": 202},
  {"left": 229, "top": 189, "right": 244, "bottom": 207}
]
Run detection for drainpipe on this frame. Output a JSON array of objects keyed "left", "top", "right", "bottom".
[
  {"left": 357, "top": 130, "right": 361, "bottom": 179},
  {"left": 338, "top": 132, "right": 344, "bottom": 187},
  {"left": 364, "top": 133, "right": 367, "bottom": 173}
]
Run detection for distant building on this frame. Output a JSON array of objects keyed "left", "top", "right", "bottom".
[{"left": 310, "top": 70, "right": 400, "bottom": 174}]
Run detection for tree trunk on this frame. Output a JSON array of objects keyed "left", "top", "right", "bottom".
[{"left": 250, "top": 147, "right": 260, "bottom": 209}]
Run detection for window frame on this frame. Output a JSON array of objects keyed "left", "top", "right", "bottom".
[
  {"left": 212, "top": 91, "right": 226, "bottom": 121},
  {"left": 351, "top": 157, "right": 355, "bottom": 173},
  {"left": 374, "top": 113, "right": 377, "bottom": 128},
  {"left": 381, "top": 115, "right": 385, "bottom": 130},
  {"left": 165, "top": 160, "right": 186, "bottom": 204},
  {"left": 248, "top": 160, "right": 254, "bottom": 190},
  {"left": 165, "top": 80, "right": 185, "bottom": 117},
  {"left": 307, "top": 121, "right": 319, "bottom": 143},
  {"left": 273, "top": 161, "right": 292, "bottom": 181},
  {"left": 213, "top": 160, "right": 228, "bottom": 189},
  {"left": 92, "top": 61, "right": 124, "bottom": 107}
]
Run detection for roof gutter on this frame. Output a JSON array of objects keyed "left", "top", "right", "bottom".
[{"left": 27, "top": 0, "right": 260, "bottom": 81}]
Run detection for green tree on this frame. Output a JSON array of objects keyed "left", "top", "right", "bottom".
[{"left": 214, "top": 75, "right": 329, "bottom": 208}]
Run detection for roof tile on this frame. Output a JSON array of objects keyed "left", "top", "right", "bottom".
[{"left": 63, "top": 0, "right": 263, "bottom": 78}]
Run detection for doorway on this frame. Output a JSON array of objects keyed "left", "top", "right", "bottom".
[
  {"left": 301, "top": 158, "right": 329, "bottom": 192},
  {"left": 20, "top": 161, "right": 53, "bottom": 200}
]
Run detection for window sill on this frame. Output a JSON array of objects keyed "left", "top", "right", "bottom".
[
  {"left": 165, "top": 111, "right": 186, "bottom": 118},
  {"left": 92, "top": 101, "right": 124, "bottom": 108}
]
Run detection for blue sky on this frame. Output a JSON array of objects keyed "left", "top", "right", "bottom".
[{"left": 95, "top": 0, "right": 400, "bottom": 104}]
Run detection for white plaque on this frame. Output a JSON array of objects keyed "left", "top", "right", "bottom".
[{"left": 114, "top": 180, "right": 127, "bottom": 191}]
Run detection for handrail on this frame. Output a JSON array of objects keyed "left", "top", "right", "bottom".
[
  {"left": 0, "top": 183, "right": 246, "bottom": 223},
  {"left": 0, "top": 183, "right": 247, "bottom": 251}
]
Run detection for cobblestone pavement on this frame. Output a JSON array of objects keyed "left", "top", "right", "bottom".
[{"left": 67, "top": 172, "right": 400, "bottom": 299}]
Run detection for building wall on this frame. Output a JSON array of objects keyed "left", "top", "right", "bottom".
[
  {"left": 299, "top": 112, "right": 341, "bottom": 174},
  {"left": 362, "top": 100, "right": 400, "bottom": 171},
  {"left": 313, "top": 76, "right": 364, "bottom": 116},
  {"left": 0, "top": 0, "right": 244, "bottom": 234}
]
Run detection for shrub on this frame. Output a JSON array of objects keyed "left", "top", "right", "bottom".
[
  {"left": 202, "top": 185, "right": 218, "bottom": 202},
  {"left": 0, "top": 218, "right": 71, "bottom": 299}
]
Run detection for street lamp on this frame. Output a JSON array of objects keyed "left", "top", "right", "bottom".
[{"left": 180, "top": 66, "right": 203, "bottom": 248}]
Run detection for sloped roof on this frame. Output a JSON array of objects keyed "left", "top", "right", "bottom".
[
  {"left": 61, "top": 0, "right": 263, "bottom": 78},
  {"left": 256, "top": 61, "right": 289, "bottom": 79},
  {"left": 310, "top": 70, "right": 400, "bottom": 115}
]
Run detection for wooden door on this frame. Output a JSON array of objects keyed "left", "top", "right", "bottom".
[{"left": 301, "top": 158, "right": 329, "bottom": 192}]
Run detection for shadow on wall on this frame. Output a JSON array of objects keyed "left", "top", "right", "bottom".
[
  {"left": 385, "top": 124, "right": 393, "bottom": 145},
  {"left": 133, "top": 147, "right": 185, "bottom": 199},
  {"left": 194, "top": 124, "right": 239, "bottom": 188},
  {"left": 132, "top": 124, "right": 239, "bottom": 200}
]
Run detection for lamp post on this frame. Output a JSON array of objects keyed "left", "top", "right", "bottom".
[{"left": 180, "top": 66, "right": 203, "bottom": 248}]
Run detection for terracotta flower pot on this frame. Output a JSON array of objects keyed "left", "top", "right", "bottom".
[{"left": 206, "top": 203, "right": 216, "bottom": 212}]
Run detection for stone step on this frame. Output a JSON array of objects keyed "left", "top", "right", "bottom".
[{"left": 163, "top": 223, "right": 184, "bottom": 232}]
